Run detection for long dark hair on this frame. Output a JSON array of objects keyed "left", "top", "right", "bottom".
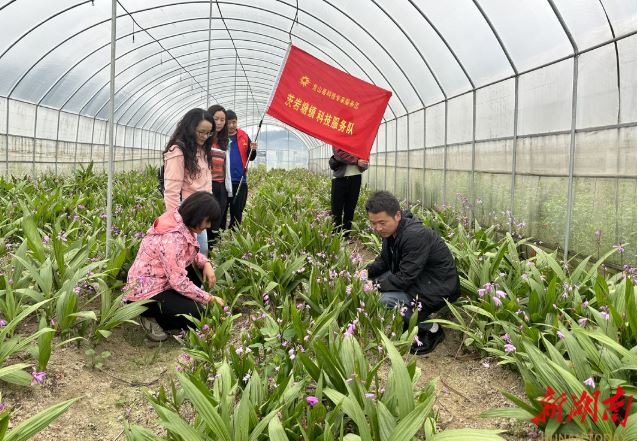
[
  {"left": 163, "top": 108, "right": 213, "bottom": 178},
  {"left": 207, "top": 104, "right": 229, "bottom": 151}
]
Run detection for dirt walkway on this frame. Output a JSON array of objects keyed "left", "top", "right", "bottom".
[{"left": 5, "top": 326, "right": 183, "bottom": 440}]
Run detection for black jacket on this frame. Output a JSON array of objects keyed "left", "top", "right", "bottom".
[
  {"left": 328, "top": 147, "right": 368, "bottom": 178},
  {"left": 367, "top": 211, "right": 460, "bottom": 313}
]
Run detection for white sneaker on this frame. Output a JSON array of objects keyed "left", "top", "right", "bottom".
[{"left": 139, "top": 316, "right": 168, "bottom": 342}]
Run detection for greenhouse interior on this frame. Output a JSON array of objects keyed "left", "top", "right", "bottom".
[{"left": 0, "top": 1, "right": 636, "bottom": 440}]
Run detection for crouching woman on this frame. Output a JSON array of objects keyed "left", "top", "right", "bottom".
[{"left": 125, "top": 191, "right": 225, "bottom": 341}]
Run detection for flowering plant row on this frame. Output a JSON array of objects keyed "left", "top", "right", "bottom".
[
  {"left": 351, "top": 193, "right": 636, "bottom": 440},
  {"left": 125, "top": 169, "right": 506, "bottom": 440}
]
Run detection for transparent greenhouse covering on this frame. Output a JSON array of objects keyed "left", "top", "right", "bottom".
[{"left": 0, "top": 0, "right": 636, "bottom": 262}]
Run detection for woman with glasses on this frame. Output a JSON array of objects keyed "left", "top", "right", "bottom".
[
  {"left": 206, "top": 104, "right": 232, "bottom": 244},
  {"left": 162, "top": 108, "right": 214, "bottom": 255}
]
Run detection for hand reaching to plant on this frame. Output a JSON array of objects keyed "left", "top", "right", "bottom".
[{"left": 209, "top": 296, "right": 224, "bottom": 306}]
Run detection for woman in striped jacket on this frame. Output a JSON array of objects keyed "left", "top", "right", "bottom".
[{"left": 207, "top": 104, "right": 233, "bottom": 245}]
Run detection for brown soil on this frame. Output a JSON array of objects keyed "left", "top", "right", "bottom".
[
  {"left": 4, "top": 325, "right": 184, "bottom": 440},
  {"left": 415, "top": 329, "right": 537, "bottom": 440}
]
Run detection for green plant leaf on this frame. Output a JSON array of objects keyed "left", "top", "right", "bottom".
[
  {"left": 324, "top": 388, "right": 372, "bottom": 441},
  {"left": 387, "top": 397, "right": 435, "bottom": 441},
  {"left": 124, "top": 424, "right": 165, "bottom": 441},
  {"left": 5, "top": 398, "right": 76, "bottom": 441},
  {"left": 480, "top": 407, "right": 535, "bottom": 420},
  {"left": 177, "top": 373, "right": 232, "bottom": 441},
  {"left": 0, "top": 363, "right": 31, "bottom": 386},
  {"left": 376, "top": 400, "right": 396, "bottom": 441},
  {"left": 431, "top": 429, "right": 505, "bottom": 440},
  {"left": 248, "top": 408, "right": 281, "bottom": 441},
  {"left": 379, "top": 333, "right": 414, "bottom": 418},
  {"left": 267, "top": 415, "right": 289, "bottom": 441},
  {"left": 69, "top": 310, "right": 97, "bottom": 321},
  {"left": 151, "top": 404, "right": 204, "bottom": 441},
  {"left": 613, "top": 411, "right": 637, "bottom": 441}
]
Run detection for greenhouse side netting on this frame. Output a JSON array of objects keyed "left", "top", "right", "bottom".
[{"left": 304, "top": 4, "right": 637, "bottom": 266}]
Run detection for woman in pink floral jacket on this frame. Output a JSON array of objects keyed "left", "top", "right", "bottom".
[{"left": 126, "top": 191, "right": 224, "bottom": 341}]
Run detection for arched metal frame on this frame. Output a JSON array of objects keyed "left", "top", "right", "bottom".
[
  {"left": 0, "top": 0, "right": 635, "bottom": 259},
  {"left": 1, "top": 2, "right": 421, "bottom": 121},
  {"left": 113, "top": 56, "right": 279, "bottom": 126}
]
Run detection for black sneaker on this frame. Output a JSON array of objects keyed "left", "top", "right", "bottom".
[{"left": 410, "top": 328, "right": 445, "bottom": 355}]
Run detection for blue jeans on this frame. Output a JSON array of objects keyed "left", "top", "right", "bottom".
[
  {"left": 196, "top": 230, "right": 208, "bottom": 256},
  {"left": 180, "top": 199, "right": 208, "bottom": 256},
  {"left": 375, "top": 272, "right": 432, "bottom": 332}
]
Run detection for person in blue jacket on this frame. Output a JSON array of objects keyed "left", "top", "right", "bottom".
[{"left": 224, "top": 109, "right": 257, "bottom": 229}]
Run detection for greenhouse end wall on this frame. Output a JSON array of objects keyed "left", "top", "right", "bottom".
[{"left": 0, "top": 97, "right": 167, "bottom": 176}]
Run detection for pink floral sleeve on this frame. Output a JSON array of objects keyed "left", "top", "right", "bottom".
[
  {"left": 157, "top": 233, "right": 212, "bottom": 304},
  {"left": 194, "top": 252, "right": 209, "bottom": 269}
]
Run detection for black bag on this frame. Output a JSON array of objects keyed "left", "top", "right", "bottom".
[
  {"left": 157, "top": 165, "right": 165, "bottom": 195},
  {"left": 328, "top": 155, "right": 340, "bottom": 171}
]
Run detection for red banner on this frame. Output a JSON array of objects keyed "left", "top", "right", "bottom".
[{"left": 266, "top": 45, "right": 391, "bottom": 161}]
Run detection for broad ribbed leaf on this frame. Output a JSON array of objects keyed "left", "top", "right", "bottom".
[
  {"left": 380, "top": 333, "right": 414, "bottom": 418},
  {"left": 0, "top": 363, "right": 31, "bottom": 386},
  {"left": 431, "top": 429, "right": 505, "bottom": 440},
  {"left": 561, "top": 328, "right": 591, "bottom": 382},
  {"left": 314, "top": 341, "right": 347, "bottom": 393},
  {"left": 625, "top": 279, "right": 637, "bottom": 337},
  {"left": 612, "top": 412, "right": 636, "bottom": 441},
  {"left": 387, "top": 397, "right": 434, "bottom": 441},
  {"left": 124, "top": 425, "right": 165, "bottom": 441},
  {"left": 177, "top": 373, "right": 232, "bottom": 441},
  {"left": 267, "top": 416, "right": 289, "bottom": 441},
  {"left": 234, "top": 390, "right": 250, "bottom": 441},
  {"left": 152, "top": 405, "right": 203, "bottom": 441},
  {"left": 574, "top": 328, "right": 630, "bottom": 358},
  {"left": 248, "top": 408, "right": 281, "bottom": 441},
  {"left": 499, "top": 391, "right": 538, "bottom": 416},
  {"left": 324, "top": 388, "right": 373, "bottom": 441},
  {"left": 376, "top": 400, "right": 396, "bottom": 441},
  {"left": 480, "top": 407, "right": 535, "bottom": 420},
  {"left": 21, "top": 214, "right": 45, "bottom": 262},
  {"left": 5, "top": 398, "right": 76, "bottom": 441}
]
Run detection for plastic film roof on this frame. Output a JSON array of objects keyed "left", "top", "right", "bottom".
[{"left": 0, "top": 0, "right": 635, "bottom": 137}]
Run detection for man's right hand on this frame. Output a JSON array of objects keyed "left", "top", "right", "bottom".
[{"left": 357, "top": 159, "right": 369, "bottom": 168}]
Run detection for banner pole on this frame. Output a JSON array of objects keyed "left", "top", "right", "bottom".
[{"left": 232, "top": 43, "right": 292, "bottom": 207}]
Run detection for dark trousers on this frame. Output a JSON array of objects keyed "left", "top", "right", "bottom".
[
  {"left": 208, "top": 181, "right": 228, "bottom": 245},
  {"left": 374, "top": 272, "right": 435, "bottom": 333},
  {"left": 225, "top": 181, "right": 248, "bottom": 229},
  {"left": 331, "top": 174, "right": 362, "bottom": 235},
  {"left": 141, "top": 266, "right": 204, "bottom": 330}
]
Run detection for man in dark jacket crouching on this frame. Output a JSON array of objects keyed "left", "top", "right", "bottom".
[{"left": 365, "top": 191, "right": 460, "bottom": 355}]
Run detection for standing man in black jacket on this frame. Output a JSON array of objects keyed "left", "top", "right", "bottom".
[{"left": 365, "top": 191, "right": 460, "bottom": 354}]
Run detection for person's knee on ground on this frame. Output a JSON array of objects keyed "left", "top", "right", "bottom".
[{"left": 378, "top": 288, "right": 444, "bottom": 354}]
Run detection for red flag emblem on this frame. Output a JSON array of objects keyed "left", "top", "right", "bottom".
[{"left": 267, "top": 45, "right": 391, "bottom": 160}]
